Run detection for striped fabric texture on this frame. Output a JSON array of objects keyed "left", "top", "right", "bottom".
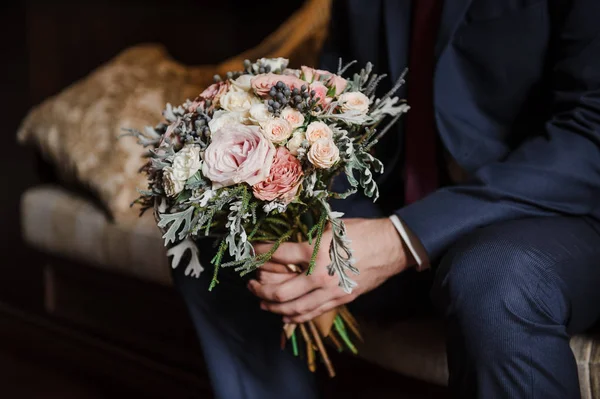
[{"left": 20, "top": 186, "right": 600, "bottom": 396}]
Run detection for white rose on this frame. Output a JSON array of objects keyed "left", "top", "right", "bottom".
[
  {"left": 259, "top": 57, "right": 289, "bottom": 72},
  {"left": 261, "top": 118, "right": 293, "bottom": 143},
  {"left": 208, "top": 110, "right": 245, "bottom": 135},
  {"left": 232, "top": 74, "right": 253, "bottom": 91},
  {"left": 162, "top": 167, "right": 186, "bottom": 197},
  {"left": 280, "top": 107, "right": 305, "bottom": 129},
  {"left": 249, "top": 103, "right": 273, "bottom": 125},
  {"left": 286, "top": 131, "right": 306, "bottom": 156},
  {"left": 305, "top": 121, "right": 333, "bottom": 144},
  {"left": 219, "top": 88, "right": 260, "bottom": 115},
  {"left": 338, "top": 91, "right": 370, "bottom": 114},
  {"left": 307, "top": 138, "right": 340, "bottom": 169},
  {"left": 172, "top": 144, "right": 202, "bottom": 179}
]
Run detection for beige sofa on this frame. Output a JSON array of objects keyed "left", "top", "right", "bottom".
[{"left": 20, "top": 185, "right": 600, "bottom": 398}]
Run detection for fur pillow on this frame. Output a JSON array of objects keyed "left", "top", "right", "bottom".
[{"left": 18, "top": 44, "right": 213, "bottom": 224}]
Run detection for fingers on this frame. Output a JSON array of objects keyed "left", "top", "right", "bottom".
[
  {"left": 258, "top": 262, "right": 294, "bottom": 274},
  {"left": 283, "top": 298, "right": 345, "bottom": 324},
  {"left": 260, "top": 287, "right": 342, "bottom": 317},
  {"left": 256, "top": 270, "right": 296, "bottom": 285},
  {"left": 253, "top": 242, "right": 311, "bottom": 267},
  {"left": 248, "top": 272, "right": 326, "bottom": 303}
]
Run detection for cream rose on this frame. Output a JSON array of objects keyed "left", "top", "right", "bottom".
[
  {"left": 172, "top": 145, "right": 202, "bottom": 177},
  {"left": 162, "top": 145, "right": 202, "bottom": 196},
  {"left": 280, "top": 107, "right": 305, "bottom": 129},
  {"left": 261, "top": 118, "right": 293, "bottom": 143},
  {"left": 307, "top": 138, "right": 340, "bottom": 169},
  {"left": 338, "top": 91, "right": 370, "bottom": 114},
  {"left": 162, "top": 167, "right": 187, "bottom": 197},
  {"left": 231, "top": 74, "right": 253, "bottom": 91},
  {"left": 219, "top": 88, "right": 260, "bottom": 115},
  {"left": 202, "top": 123, "right": 275, "bottom": 188},
  {"left": 249, "top": 103, "right": 273, "bottom": 125},
  {"left": 286, "top": 131, "right": 306, "bottom": 156},
  {"left": 208, "top": 110, "right": 245, "bottom": 135},
  {"left": 305, "top": 121, "right": 333, "bottom": 144}
]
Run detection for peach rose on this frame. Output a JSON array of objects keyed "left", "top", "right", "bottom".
[
  {"left": 251, "top": 73, "right": 306, "bottom": 97},
  {"left": 280, "top": 107, "right": 305, "bottom": 129},
  {"left": 202, "top": 123, "right": 275, "bottom": 188},
  {"left": 307, "top": 138, "right": 340, "bottom": 169},
  {"left": 261, "top": 118, "right": 293, "bottom": 143},
  {"left": 253, "top": 146, "right": 303, "bottom": 204},
  {"left": 305, "top": 121, "right": 333, "bottom": 144},
  {"left": 338, "top": 91, "right": 370, "bottom": 114}
]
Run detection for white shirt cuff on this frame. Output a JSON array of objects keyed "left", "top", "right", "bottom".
[{"left": 389, "top": 214, "right": 430, "bottom": 271}]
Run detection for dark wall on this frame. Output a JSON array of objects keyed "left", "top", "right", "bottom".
[{"left": 0, "top": 0, "right": 303, "bottom": 311}]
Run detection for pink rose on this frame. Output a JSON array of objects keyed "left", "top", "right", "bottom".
[
  {"left": 309, "top": 81, "right": 331, "bottom": 107},
  {"left": 301, "top": 66, "right": 332, "bottom": 82},
  {"left": 251, "top": 73, "right": 306, "bottom": 97},
  {"left": 301, "top": 66, "right": 347, "bottom": 96},
  {"left": 253, "top": 146, "right": 303, "bottom": 204},
  {"left": 202, "top": 123, "right": 275, "bottom": 188},
  {"left": 327, "top": 74, "right": 348, "bottom": 96},
  {"left": 188, "top": 81, "right": 230, "bottom": 112}
]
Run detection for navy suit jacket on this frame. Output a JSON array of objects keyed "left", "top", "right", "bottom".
[{"left": 321, "top": 0, "right": 600, "bottom": 261}]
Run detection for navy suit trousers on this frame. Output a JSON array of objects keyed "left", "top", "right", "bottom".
[{"left": 172, "top": 216, "right": 600, "bottom": 398}]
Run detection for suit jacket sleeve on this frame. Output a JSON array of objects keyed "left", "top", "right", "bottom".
[{"left": 396, "top": 1, "right": 600, "bottom": 261}]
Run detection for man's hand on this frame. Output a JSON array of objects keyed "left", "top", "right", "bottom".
[{"left": 248, "top": 218, "right": 414, "bottom": 323}]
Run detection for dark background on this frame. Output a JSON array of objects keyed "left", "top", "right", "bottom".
[{"left": 0, "top": 0, "right": 304, "bottom": 312}]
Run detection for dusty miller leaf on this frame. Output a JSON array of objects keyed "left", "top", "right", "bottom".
[
  {"left": 167, "top": 238, "right": 204, "bottom": 278},
  {"left": 157, "top": 206, "right": 195, "bottom": 245}
]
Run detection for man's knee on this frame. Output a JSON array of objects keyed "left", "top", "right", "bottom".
[{"left": 432, "top": 227, "right": 569, "bottom": 345}]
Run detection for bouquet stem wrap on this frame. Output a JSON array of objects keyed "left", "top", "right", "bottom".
[{"left": 282, "top": 255, "right": 362, "bottom": 377}]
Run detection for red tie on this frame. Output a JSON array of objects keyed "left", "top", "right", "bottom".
[{"left": 404, "top": 0, "right": 443, "bottom": 204}]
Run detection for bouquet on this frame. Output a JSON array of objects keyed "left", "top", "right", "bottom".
[{"left": 127, "top": 57, "right": 409, "bottom": 377}]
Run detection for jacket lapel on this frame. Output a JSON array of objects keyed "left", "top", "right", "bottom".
[
  {"left": 347, "top": 0, "right": 382, "bottom": 71},
  {"left": 435, "top": 0, "right": 475, "bottom": 60},
  {"left": 383, "top": 0, "right": 412, "bottom": 83}
]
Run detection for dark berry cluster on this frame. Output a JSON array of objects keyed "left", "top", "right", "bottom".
[
  {"left": 213, "top": 71, "right": 244, "bottom": 83},
  {"left": 243, "top": 59, "right": 271, "bottom": 75},
  {"left": 267, "top": 81, "right": 323, "bottom": 116},
  {"left": 193, "top": 111, "right": 211, "bottom": 138}
]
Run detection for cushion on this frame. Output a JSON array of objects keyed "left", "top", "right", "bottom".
[
  {"left": 17, "top": 0, "right": 333, "bottom": 225},
  {"left": 17, "top": 44, "right": 213, "bottom": 224},
  {"left": 20, "top": 185, "right": 600, "bottom": 398}
]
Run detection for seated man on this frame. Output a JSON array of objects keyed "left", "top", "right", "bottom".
[{"left": 173, "top": 1, "right": 600, "bottom": 398}]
